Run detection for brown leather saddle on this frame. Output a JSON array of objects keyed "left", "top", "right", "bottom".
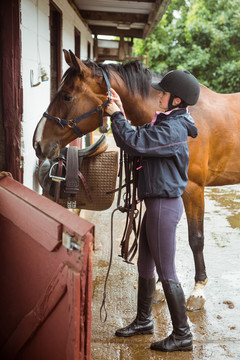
[{"left": 38, "top": 135, "right": 118, "bottom": 211}]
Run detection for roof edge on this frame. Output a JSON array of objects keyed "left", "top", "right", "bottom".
[{"left": 143, "top": 0, "right": 170, "bottom": 39}]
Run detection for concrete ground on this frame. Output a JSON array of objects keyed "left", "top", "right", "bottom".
[{"left": 81, "top": 133, "right": 240, "bottom": 360}]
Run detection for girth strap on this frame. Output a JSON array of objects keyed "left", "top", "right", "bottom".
[
  {"left": 54, "top": 158, "right": 64, "bottom": 203},
  {"left": 65, "top": 146, "right": 79, "bottom": 208}
]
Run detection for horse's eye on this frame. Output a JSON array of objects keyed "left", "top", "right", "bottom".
[{"left": 63, "top": 94, "right": 72, "bottom": 102}]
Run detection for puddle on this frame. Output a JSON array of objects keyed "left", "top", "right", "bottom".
[
  {"left": 227, "top": 213, "right": 240, "bottom": 229},
  {"left": 205, "top": 185, "right": 240, "bottom": 230}
]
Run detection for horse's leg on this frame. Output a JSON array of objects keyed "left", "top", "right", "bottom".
[{"left": 182, "top": 181, "right": 208, "bottom": 311}]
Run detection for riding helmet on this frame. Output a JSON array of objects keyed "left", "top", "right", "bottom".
[{"left": 151, "top": 70, "right": 200, "bottom": 106}]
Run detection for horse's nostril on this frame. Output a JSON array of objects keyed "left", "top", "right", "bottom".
[
  {"left": 36, "top": 142, "right": 41, "bottom": 152},
  {"left": 45, "top": 142, "right": 59, "bottom": 159},
  {"left": 35, "top": 142, "right": 45, "bottom": 160}
]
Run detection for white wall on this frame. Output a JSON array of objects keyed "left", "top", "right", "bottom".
[{"left": 20, "top": 0, "right": 93, "bottom": 191}]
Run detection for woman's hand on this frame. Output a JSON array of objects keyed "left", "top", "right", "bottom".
[
  {"left": 109, "top": 88, "right": 123, "bottom": 109},
  {"left": 105, "top": 101, "right": 121, "bottom": 116},
  {"left": 105, "top": 88, "right": 125, "bottom": 116}
]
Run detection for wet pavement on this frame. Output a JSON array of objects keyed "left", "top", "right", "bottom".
[{"left": 81, "top": 133, "right": 240, "bottom": 360}]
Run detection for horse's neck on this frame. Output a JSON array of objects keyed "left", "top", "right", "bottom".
[
  {"left": 125, "top": 101, "right": 154, "bottom": 126},
  {"left": 110, "top": 77, "right": 156, "bottom": 126}
]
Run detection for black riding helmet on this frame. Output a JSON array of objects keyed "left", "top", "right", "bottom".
[{"left": 151, "top": 70, "right": 200, "bottom": 109}]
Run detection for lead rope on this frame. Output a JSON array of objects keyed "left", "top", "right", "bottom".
[
  {"left": 100, "top": 150, "right": 124, "bottom": 322},
  {"left": 100, "top": 151, "right": 142, "bottom": 322},
  {"left": 100, "top": 206, "right": 118, "bottom": 322}
]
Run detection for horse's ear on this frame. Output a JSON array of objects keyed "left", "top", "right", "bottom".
[
  {"left": 63, "top": 49, "right": 72, "bottom": 66},
  {"left": 69, "top": 50, "right": 90, "bottom": 76},
  {"left": 69, "top": 50, "right": 81, "bottom": 74},
  {"left": 64, "top": 49, "right": 80, "bottom": 72}
]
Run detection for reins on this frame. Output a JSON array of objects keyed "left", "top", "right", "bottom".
[
  {"left": 118, "top": 153, "right": 142, "bottom": 263},
  {"left": 100, "top": 150, "right": 142, "bottom": 322},
  {"left": 43, "top": 68, "right": 111, "bottom": 137}
]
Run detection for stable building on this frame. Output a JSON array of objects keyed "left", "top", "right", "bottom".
[{"left": 0, "top": 0, "right": 169, "bottom": 191}]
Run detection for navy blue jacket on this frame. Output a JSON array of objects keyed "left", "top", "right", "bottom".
[{"left": 111, "top": 108, "right": 198, "bottom": 199}]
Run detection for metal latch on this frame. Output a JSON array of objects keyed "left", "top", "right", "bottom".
[{"left": 62, "top": 232, "right": 81, "bottom": 251}]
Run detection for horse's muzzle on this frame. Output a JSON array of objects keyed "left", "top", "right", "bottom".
[{"left": 34, "top": 140, "right": 59, "bottom": 160}]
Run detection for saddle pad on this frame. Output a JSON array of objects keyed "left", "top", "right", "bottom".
[{"left": 43, "top": 151, "right": 118, "bottom": 211}]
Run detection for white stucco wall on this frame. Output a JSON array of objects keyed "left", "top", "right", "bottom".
[{"left": 21, "top": 0, "right": 93, "bottom": 191}]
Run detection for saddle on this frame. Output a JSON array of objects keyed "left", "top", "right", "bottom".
[{"left": 38, "top": 135, "right": 118, "bottom": 211}]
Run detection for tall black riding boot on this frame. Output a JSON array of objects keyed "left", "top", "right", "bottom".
[
  {"left": 151, "top": 279, "right": 193, "bottom": 352},
  {"left": 115, "top": 276, "right": 155, "bottom": 337}
]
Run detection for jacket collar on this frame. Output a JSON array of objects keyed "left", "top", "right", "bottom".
[{"left": 151, "top": 108, "right": 188, "bottom": 126}]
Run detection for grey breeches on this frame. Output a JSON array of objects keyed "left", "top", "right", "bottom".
[{"left": 137, "top": 197, "right": 183, "bottom": 282}]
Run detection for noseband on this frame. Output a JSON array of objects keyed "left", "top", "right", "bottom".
[{"left": 43, "top": 68, "right": 111, "bottom": 138}]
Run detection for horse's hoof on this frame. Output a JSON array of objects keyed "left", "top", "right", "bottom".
[{"left": 186, "top": 295, "right": 205, "bottom": 312}]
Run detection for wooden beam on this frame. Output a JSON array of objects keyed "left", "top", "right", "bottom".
[
  {"left": 80, "top": 10, "right": 148, "bottom": 23},
  {"left": 67, "top": 0, "right": 92, "bottom": 32},
  {"left": 89, "top": 25, "right": 143, "bottom": 38},
  {"left": 143, "top": 0, "right": 170, "bottom": 38},
  {"left": 117, "top": 0, "right": 154, "bottom": 2}
]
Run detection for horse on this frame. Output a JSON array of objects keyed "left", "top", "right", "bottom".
[{"left": 33, "top": 50, "right": 240, "bottom": 311}]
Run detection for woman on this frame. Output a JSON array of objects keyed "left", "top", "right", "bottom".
[{"left": 105, "top": 70, "right": 200, "bottom": 352}]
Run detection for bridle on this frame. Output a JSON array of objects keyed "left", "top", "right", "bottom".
[{"left": 43, "top": 68, "right": 111, "bottom": 138}]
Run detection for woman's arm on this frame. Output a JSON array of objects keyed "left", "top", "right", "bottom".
[{"left": 106, "top": 88, "right": 185, "bottom": 158}]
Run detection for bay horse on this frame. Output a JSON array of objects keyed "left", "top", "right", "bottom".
[{"left": 33, "top": 50, "right": 240, "bottom": 311}]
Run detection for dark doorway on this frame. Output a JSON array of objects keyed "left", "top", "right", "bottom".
[
  {"left": 87, "top": 41, "right": 91, "bottom": 59},
  {"left": 50, "top": 2, "right": 62, "bottom": 100},
  {"left": 74, "top": 27, "right": 81, "bottom": 58},
  {"left": 0, "top": 25, "right": 4, "bottom": 172}
]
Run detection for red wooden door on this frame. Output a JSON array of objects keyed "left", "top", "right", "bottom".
[
  {"left": 0, "top": 176, "right": 94, "bottom": 360},
  {"left": 0, "top": 1, "right": 23, "bottom": 181}
]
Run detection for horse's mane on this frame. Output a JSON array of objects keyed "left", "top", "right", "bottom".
[{"left": 83, "top": 60, "right": 154, "bottom": 98}]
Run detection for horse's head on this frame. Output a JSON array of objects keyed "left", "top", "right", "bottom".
[{"left": 33, "top": 50, "right": 109, "bottom": 159}]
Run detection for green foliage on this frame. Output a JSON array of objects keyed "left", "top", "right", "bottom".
[{"left": 134, "top": 0, "right": 240, "bottom": 92}]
